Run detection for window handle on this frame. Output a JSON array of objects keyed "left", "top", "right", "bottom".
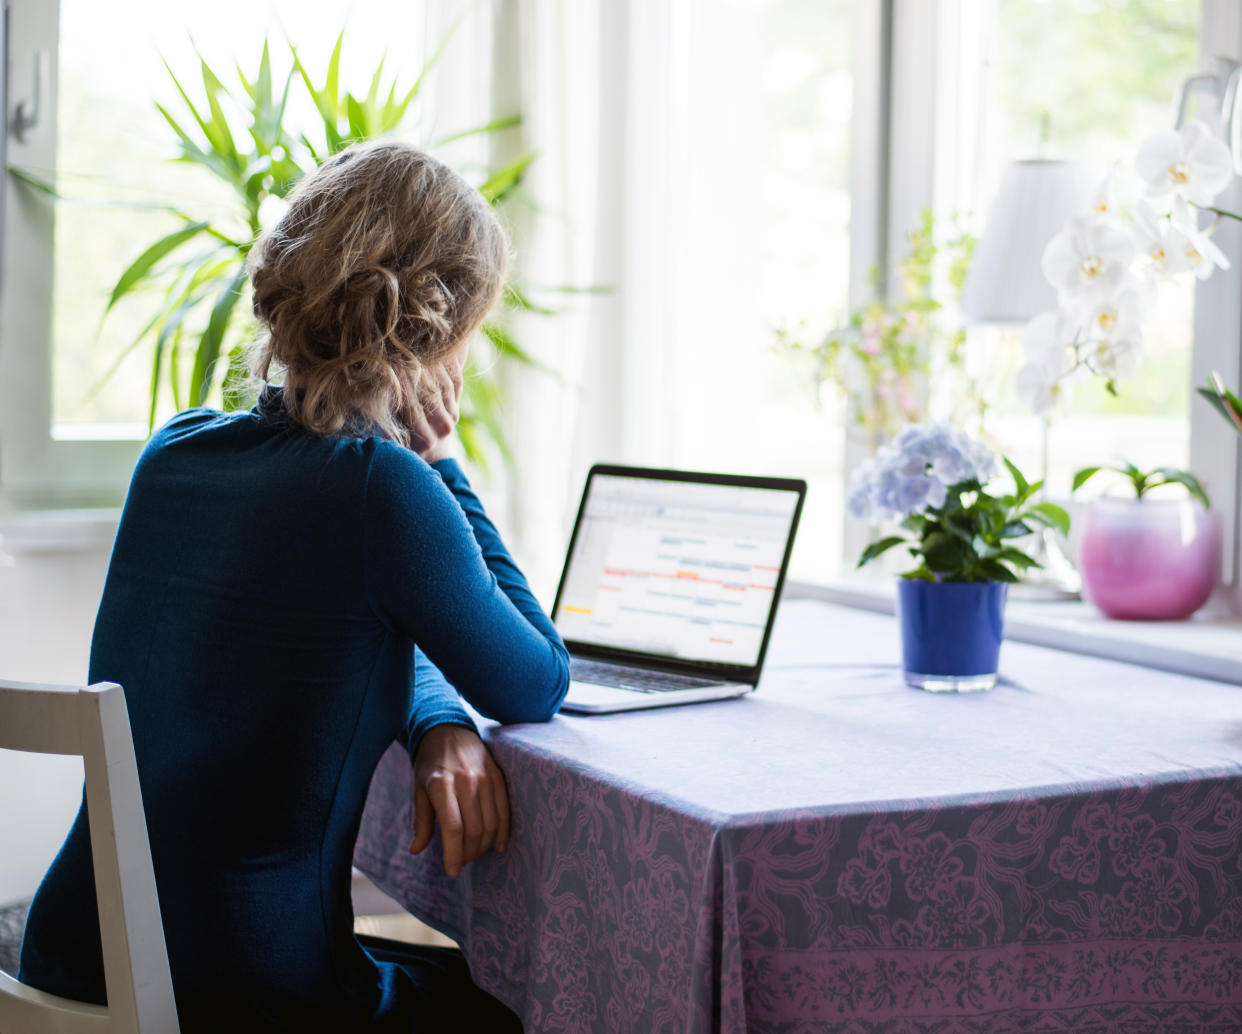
[
  {"left": 9, "top": 46, "right": 45, "bottom": 142},
  {"left": 1174, "top": 57, "right": 1242, "bottom": 175},
  {"left": 1225, "top": 64, "right": 1242, "bottom": 176}
]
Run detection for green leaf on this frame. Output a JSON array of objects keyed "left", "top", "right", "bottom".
[
  {"left": 1153, "top": 467, "right": 1211, "bottom": 509},
  {"left": 344, "top": 94, "right": 369, "bottom": 142},
  {"left": 410, "top": 21, "right": 460, "bottom": 100},
  {"left": 1023, "top": 501, "right": 1071, "bottom": 537},
  {"left": 325, "top": 30, "right": 343, "bottom": 107},
  {"left": 942, "top": 509, "right": 976, "bottom": 543},
  {"left": 1198, "top": 385, "right": 1238, "bottom": 425},
  {"left": 977, "top": 559, "right": 1020, "bottom": 583},
  {"left": 999, "top": 519, "right": 1034, "bottom": 539},
  {"left": 479, "top": 153, "right": 536, "bottom": 204},
  {"left": 149, "top": 289, "right": 202, "bottom": 427},
  {"left": 365, "top": 57, "right": 386, "bottom": 108},
  {"left": 106, "top": 222, "right": 210, "bottom": 313},
  {"left": 190, "top": 267, "right": 248, "bottom": 406},
  {"left": 857, "top": 535, "right": 908, "bottom": 568},
  {"left": 970, "top": 535, "right": 1000, "bottom": 559},
  {"left": 221, "top": 343, "right": 258, "bottom": 411},
  {"left": 995, "top": 546, "right": 1038, "bottom": 569},
  {"left": 1071, "top": 466, "right": 1101, "bottom": 493},
  {"left": 197, "top": 53, "right": 241, "bottom": 167},
  {"left": 434, "top": 113, "right": 522, "bottom": 148},
  {"left": 1003, "top": 456, "right": 1029, "bottom": 497},
  {"left": 502, "top": 282, "right": 557, "bottom": 316},
  {"left": 923, "top": 532, "right": 968, "bottom": 574},
  {"left": 540, "top": 283, "right": 615, "bottom": 295},
  {"left": 479, "top": 320, "right": 557, "bottom": 377}
]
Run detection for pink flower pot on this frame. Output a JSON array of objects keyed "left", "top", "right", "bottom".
[{"left": 1078, "top": 497, "right": 1220, "bottom": 620}]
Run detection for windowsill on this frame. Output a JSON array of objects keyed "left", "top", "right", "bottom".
[
  {"left": 0, "top": 509, "right": 121, "bottom": 554},
  {"left": 786, "top": 578, "right": 1242, "bottom": 687}
]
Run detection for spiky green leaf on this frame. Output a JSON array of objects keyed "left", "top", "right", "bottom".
[
  {"left": 190, "top": 267, "right": 248, "bottom": 406},
  {"left": 106, "top": 222, "right": 210, "bottom": 313},
  {"left": 479, "top": 153, "right": 536, "bottom": 204}
]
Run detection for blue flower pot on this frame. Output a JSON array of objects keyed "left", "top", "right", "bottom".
[{"left": 896, "top": 579, "right": 1008, "bottom": 692}]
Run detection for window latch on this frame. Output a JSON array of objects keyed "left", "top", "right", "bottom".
[
  {"left": 9, "top": 46, "right": 45, "bottom": 142},
  {"left": 1175, "top": 57, "right": 1242, "bottom": 175}
]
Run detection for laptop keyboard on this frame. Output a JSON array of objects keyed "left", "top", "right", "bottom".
[{"left": 570, "top": 658, "right": 726, "bottom": 694}]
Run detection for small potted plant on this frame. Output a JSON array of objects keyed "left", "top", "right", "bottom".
[
  {"left": 1199, "top": 371, "right": 1242, "bottom": 435},
  {"left": 1073, "top": 462, "right": 1218, "bottom": 620},
  {"left": 848, "top": 424, "right": 1067, "bottom": 692}
]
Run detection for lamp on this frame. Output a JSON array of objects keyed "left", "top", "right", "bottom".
[
  {"left": 961, "top": 159, "right": 1096, "bottom": 324},
  {"left": 960, "top": 159, "right": 1096, "bottom": 597}
]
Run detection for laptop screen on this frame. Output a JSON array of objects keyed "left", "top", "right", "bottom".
[{"left": 553, "top": 471, "right": 803, "bottom": 668}]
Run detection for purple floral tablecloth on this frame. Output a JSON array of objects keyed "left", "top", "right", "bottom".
[{"left": 354, "top": 600, "right": 1242, "bottom": 1033}]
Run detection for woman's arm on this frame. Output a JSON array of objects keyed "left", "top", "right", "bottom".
[
  {"left": 400, "top": 647, "right": 478, "bottom": 759},
  {"left": 364, "top": 442, "right": 570, "bottom": 723},
  {"left": 401, "top": 650, "right": 510, "bottom": 878}
]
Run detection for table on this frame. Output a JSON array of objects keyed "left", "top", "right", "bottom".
[{"left": 353, "top": 600, "right": 1242, "bottom": 1033}]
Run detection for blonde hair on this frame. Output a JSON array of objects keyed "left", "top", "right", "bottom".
[{"left": 247, "top": 141, "right": 508, "bottom": 445}]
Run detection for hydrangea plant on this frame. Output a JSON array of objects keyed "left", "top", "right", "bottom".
[{"left": 847, "top": 423, "right": 1070, "bottom": 582}]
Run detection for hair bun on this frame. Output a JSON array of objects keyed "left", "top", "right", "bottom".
[
  {"left": 401, "top": 269, "right": 453, "bottom": 347},
  {"left": 245, "top": 140, "right": 508, "bottom": 447}
]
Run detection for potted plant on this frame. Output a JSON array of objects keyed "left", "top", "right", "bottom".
[
  {"left": 1072, "top": 462, "right": 1218, "bottom": 620},
  {"left": 847, "top": 423, "right": 1067, "bottom": 692},
  {"left": 1199, "top": 371, "right": 1242, "bottom": 435},
  {"left": 12, "top": 32, "right": 545, "bottom": 473}
]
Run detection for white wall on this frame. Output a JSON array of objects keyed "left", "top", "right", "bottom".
[{"left": 0, "top": 520, "right": 114, "bottom": 904}]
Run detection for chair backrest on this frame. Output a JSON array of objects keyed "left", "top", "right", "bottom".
[{"left": 0, "top": 680, "right": 179, "bottom": 1034}]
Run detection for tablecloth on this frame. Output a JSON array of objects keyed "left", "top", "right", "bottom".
[{"left": 354, "top": 600, "right": 1242, "bottom": 1033}]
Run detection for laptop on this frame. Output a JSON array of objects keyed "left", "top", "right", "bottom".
[{"left": 552, "top": 464, "right": 806, "bottom": 714}]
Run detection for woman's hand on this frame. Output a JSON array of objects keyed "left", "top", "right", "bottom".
[
  {"left": 409, "top": 723, "right": 510, "bottom": 878},
  {"left": 401, "top": 354, "right": 465, "bottom": 463}
]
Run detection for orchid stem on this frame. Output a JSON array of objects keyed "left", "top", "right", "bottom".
[{"left": 1196, "top": 204, "right": 1242, "bottom": 223}]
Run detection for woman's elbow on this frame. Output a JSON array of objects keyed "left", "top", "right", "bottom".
[{"left": 486, "top": 650, "right": 569, "bottom": 725}]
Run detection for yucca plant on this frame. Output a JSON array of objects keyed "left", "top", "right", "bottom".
[{"left": 100, "top": 32, "right": 542, "bottom": 470}]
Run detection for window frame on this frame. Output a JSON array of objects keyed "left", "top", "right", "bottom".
[{"left": 2, "top": 0, "right": 140, "bottom": 510}]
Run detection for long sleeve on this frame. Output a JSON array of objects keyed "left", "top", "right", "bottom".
[
  {"left": 363, "top": 445, "right": 569, "bottom": 724},
  {"left": 399, "top": 647, "right": 478, "bottom": 761}
]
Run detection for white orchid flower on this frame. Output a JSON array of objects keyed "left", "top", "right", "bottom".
[
  {"left": 1169, "top": 197, "right": 1232, "bottom": 278},
  {"left": 1135, "top": 121, "right": 1232, "bottom": 207},
  {"left": 1087, "top": 163, "right": 1139, "bottom": 225},
  {"left": 1130, "top": 200, "right": 1195, "bottom": 277},
  {"left": 1020, "top": 310, "right": 1078, "bottom": 368},
  {"left": 1041, "top": 216, "right": 1135, "bottom": 306},
  {"left": 1081, "top": 281, "right": 1145, "bottom": 344},
  {"left": 1015, "top": 359, "right": 1070, "bottom": 417},
  {"left": 1085, "top": 333, "right": 1143, "bottom": 383}
]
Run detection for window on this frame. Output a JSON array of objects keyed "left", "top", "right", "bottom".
[
  {"left": 4, "top": 0, "right": 1239, "bottom": 607},
  {"left": 604, "top": 0, "right": 861, "bottom": 584},
  {"left": 883, "top": 0, "right": 1241, "bottom": 596},
  {"left": 942, "top": 0, "right": 1200, "bottom": 494},
  {"left": 0, "top": 0, "right": 447, "bottom": 507}
]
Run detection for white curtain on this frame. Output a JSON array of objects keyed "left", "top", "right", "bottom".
[
  {"left": 426, "top": 0, "right": 684, "bottom": 597},
  {"left": 427, "top": 0, "right": 854, "bottom": 593}
]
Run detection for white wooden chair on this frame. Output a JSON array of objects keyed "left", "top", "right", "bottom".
[{"left": 0, "top": 681, "right": 179, "bottom": 1034}]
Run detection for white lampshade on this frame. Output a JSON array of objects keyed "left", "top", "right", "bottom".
[{"left": 960, "top": 159, "right": 1096, "bottom": 326}]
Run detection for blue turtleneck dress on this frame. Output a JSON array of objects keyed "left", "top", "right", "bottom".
[{"left": 18, "top": 391, "right": 569, "bottom": 1032}]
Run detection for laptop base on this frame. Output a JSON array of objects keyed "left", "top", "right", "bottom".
[{"left": 560, "top": 680, "right": 753, "bottom": 714}]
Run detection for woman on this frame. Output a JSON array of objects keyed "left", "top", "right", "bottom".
[{"left": 18, "top": 142, "right": 568, "bottom": 1032}]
